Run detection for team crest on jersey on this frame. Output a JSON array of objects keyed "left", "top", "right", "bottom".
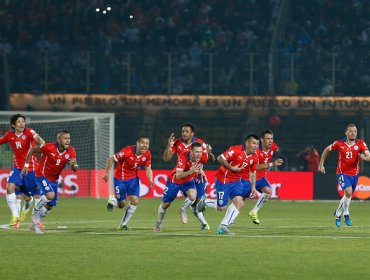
[
  {"left": 65, "top": 154, "right": 70, "bottom": 159},
  {"left": 118, "top": 152, "right": 124, "bottom": 157},
  {"left": 354, "top": 146, "right": 358, "bottom": 150},
  {"left": 22, "top": 135, "right": 26, "bottom": 140},
  {"left": 142, "top": 157, "right": 146, "bottom": 161},
  {"left": 228, "top": 150, "right": 235, "bottom": 156},
  {"left": 250, "top": 160, "right": 254, "bottom": 164}
]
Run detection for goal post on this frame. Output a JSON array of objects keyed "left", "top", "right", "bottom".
[{"left": 0, "top": 111, "right": 114, "bottom": 199}]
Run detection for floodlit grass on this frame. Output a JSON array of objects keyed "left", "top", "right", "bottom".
[{"left": 1, "top": 197, "right": 370, "bottom": 279}]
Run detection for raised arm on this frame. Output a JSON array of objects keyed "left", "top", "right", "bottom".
[
  {"left": 70, "top": 158, "right": 79, "bottom": 172},
  {"left": 20, "top": 145, "right": 41, "bottom": 178},
  {"left": 163, "top": 133, "right": 175, "bottom": 161}
]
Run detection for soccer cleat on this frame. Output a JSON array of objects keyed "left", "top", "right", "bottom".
[
  {"left": 117, "top": 225, "right": 130, "bottom": 231},
  {"left": 153, "top": 222, "right": 162, "bottom": 232},
  {"left": 12, "top": 219, "right": 21, "bottom": 229},
  {"left": 106, "top": 195, "right": 115, "bottom": 212},
  {"left": 20, "top": 208, "right": 31, "bottom": 222},
  {"left": 197, "top": 195, "right": 207, "bottom": 213},
  {"left": 334, "top": 210, "right": 341, "bottom": 227},
  {"left": 248, "top": 210, "right": 260, "bottom": 225},
  {"left": 179, "top": 208, "right": 188, "bottom": 224},
  {"left": 344, "top": 214, "right": 352, "bottom": 226},
  {"left": 30, "top": 222, "right": 43, "bottom": 234},
  {"left": 217, "top": 224, "right": 235, "bottom": 235},
  {"left": 9, "top": 215, "right": 18, "bottom": 226},
  {"left": 201, "top": 224, "right": 210, "bottom": 231},
  {"left": 38, "top": 222, "right": 44, "bottom": 229}
]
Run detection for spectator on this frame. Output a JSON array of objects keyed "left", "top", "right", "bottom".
[{"left": 296, "top": 144, "right": 319, "bottom": 172}]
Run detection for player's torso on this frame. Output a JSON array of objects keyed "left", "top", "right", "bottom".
[
  {"left": 115, "top": 146, "right": 150, "bottom": 179},
  {"left": 335, "top": 141, "right": 364, "bottom": 174},
  {"left": 256, "top": 143, "right": 277, "bottom": 179},
  {"left": 241, "top": 153, "right": 259, "bottom": 180},
  {"left": 217, "top": 145, "right": 248, "bottom": 183},
  {"left": 171, "top": 152, "right": 205, "bottom": 184},
  {"left": 173, "top": 137, "right": 206, "bottom": 155}
]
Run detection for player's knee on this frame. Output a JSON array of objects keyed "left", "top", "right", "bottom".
[
  {"left": 162, "top": 202, "right": 171, "bottom": 209},
  {"left": 117, "top": 201, "right": 126, "bottom": 208},
  {"left": 217, "top": 206, "right": 226, "bottom": 211}
]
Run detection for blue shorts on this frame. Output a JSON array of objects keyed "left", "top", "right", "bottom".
[
  {"left": 240, "top": 179, "right": 253, "bottom": 198},
  {"left": 35, "top": 176, "right": 59, "bottom": 207},
  {"left": 162, "top": 180, "right": 196, "bottom": 203},
  {"left": 215, "top": 179, "right": 243, "bottom": 207},
  {"left": 113, "top": 177, "right": 140, "bottom": 201},
  {"left": 337, "top": 174, "right": 359, "bottom": 192},
  {"left": 256, "top": 177, "right": 271, "bottom": 192},
  {"left": 8, "top": 168, "right": 40, "bottom": 197}
]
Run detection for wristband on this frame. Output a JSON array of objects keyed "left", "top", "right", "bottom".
[
  {"left": 24, "top": 163, "right": 29, "bottom": 168},
  {"left": 269, "top": 163, "right": 273, "bottom": 168}
]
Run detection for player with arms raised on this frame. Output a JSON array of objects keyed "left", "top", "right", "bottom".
[
  {"left": 0, "top": 113, "right": 45, "bottom": 228},
  {"left": 163, "top": 123, "right": 215, "bottom": 230},
  {"left": 319, "top": 124, "right": 370, "bottom": 227},
  {"left": 21, "top": 130, "right": 78, "bottom": 234}
]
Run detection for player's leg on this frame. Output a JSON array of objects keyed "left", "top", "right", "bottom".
[
  {"left": 154, "top": 181, "right": 178, "bottom": 232},
  {"left": 190, "top": 181, "right": 209, "bottom": 230},
  {"left": 179, "top": 182, "right": 197, "bottom": 224},
  {"left": 342, "top": 176, "right": 357, "bottom": 226},
  {"left": 106, "top": 178, "right": 122, "bottom": 212},
  {"left": 117, "top": 178, "right": 140, "bottom": 230},
  {"left": 20, "top": 172, "right": 36, "bottom": 222},
  {"left": 6, "top": 169, "right": 22, "bottom": 225},
  {"left": 32, "top": 177, "right": 56, "bottom": 226},
  {"left": 249, "top": 178, "right": 271, "bottom": 225}
]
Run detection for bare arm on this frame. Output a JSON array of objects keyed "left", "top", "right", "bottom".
[
  {"left": 256, "top": 158, "right": 283, "bottom": 170},
  {"left": 206, "top": 144, "right": 216, "bottom": 162},
  {"left": 318, "top": 145, "right": 331, "bottom": 173},
  {"left": 70, "top": 158, "right": 79, "bottom": 172},
  {"left": 102, "top": 156, "right": 116, "bottom": 182},
  {"left": 145, "top": 166, "right": 154, "bottom": 188},
  {"left": 360, "top": 150, "right": 370, "bottom": 161},
  {"left": 163, "top": 133, "right": 175, "bottom": 162},
  {"left": 249, "top": 171, "right": 257, "bottom": 197},
  {"left": 34, "top": 134, "right": 45, "bottom": 146},
  {"left": 20, "top": 146, "right": 41, "bottom": 178},
  {"left": 217, "top": 154, "right": 242, "bottom": 172},
  {"left": 175, "top": 164, "right": 201, "bottom": 179}
]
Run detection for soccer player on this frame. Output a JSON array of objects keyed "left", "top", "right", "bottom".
[
  {"left": 198, "top": 134, "right": 259, "bottom": 235},
  {"left": 103, "top": 136, "right": 153, "bottom": 230},
  {"left": 0, "top": 113, "right": 45, "bottom": 228},
  {"left": 246, "top": 130, "right": 283, "bottom": 225},
  {"left": 163, "top": 123, "right": 215, "bottom": 230},
  {"left": 21, "top": 130, "right": 78, "bottom": 234},
  {"left": 154, "top": 141, "right": 208, "bottom": 232},
  {"left": 318, "top": 124, "right": 370, "bottom": 227}
]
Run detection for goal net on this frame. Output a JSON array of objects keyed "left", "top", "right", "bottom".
[{"left": 0, "top": 111, "right": 114, "bottom": 199}]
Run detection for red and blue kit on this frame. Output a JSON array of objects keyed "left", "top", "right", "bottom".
[{"left": 256, "top": 142, "right": 278, "bottom": 180}]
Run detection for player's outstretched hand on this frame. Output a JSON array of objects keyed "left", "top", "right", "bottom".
[
  {"left": 167, "top": 133, "right": 175, "bottom": 148},
  {"left": 102, "top": 174, "right": 109, "bottom": 182},
  {"left": 274, "top": 159, "right": 284, "bottom": 166},
  {"left": 318, "top": 165, "right": 325, "bottom": 174}
]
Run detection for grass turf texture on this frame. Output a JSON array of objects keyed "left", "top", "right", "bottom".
[{"left": 1, "top": 198, "right": 370, "bottom": 280}]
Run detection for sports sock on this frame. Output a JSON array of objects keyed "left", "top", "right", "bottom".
[
  {"left": 157, "top": 204, "right": 167, "bottom": 224},
  {"left": 181, "top": 198, "right": 194, "bottom": 210},
  {"left": 205, "top": 199, "right": 217, "bottom": 210},
  {"left": 194, "top": 209, "right": 208, "bottom": 225},
  {"left": 252, "top": 193, "right": 269, "bottom": 212},
  {"left": 6, "top": 193, "right": 18, "bottom": 217},
  {"left": 335, "top": 196, "right": 345, "bottom": 217},
  {"left": 221, "top": 203, "right": 240, "bottom": 226},
  {"left": 109, "top": 197, "right": 118, "bottom": 207},
  {"left": 16, "top": 199, "right": 21, "bottom": 217},
  {"left": 121, "top": 204, "right": 137, "bottom": 226},
  {"left": 343, "top": 196, "right": 351, "bottom": 216},
  {"left": 23, "top": 197, "right": 34, "bottom": 212}
]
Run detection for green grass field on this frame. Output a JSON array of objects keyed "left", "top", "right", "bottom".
[{"left": 1, "top": 197, "right": 370, "bottom": 280}]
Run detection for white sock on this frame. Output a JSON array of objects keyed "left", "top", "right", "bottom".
[
  {"left": 121, "top": 204, "right": 137, "bottom": 226},
  {"left": 32, "top": 198, "right": 40, "bottom": 215},
  {"left": 194, "top": 209, "right": 208, "bottom": 225},
  {"left": 157, "top": 204, "right": 167, "bottom": 224},
  {"left": 252, "top": 193, "right": 270, "bottom": 212},
  {"left": 23, "top": 197, "right": 34, "bottom": 212},
  {"left": 205, "top": 199, "right": 217, "bottom": 210},
  {"left": 110, "top": 197, "right": 118, "bottom": 207},
  {"left": 335, "top": 196, "right": 345, "bottom": 217},
  {"left": 343, "top": 196, "right": 351, "bottom": 216},
  {"left": 34, "top": 195, "right": 51, "bottom": 211},
  {"left": 181, "top": 198, "right": 194, "bottom": 211},
  {"left": 6, "top": 193, "right": 18, "bottom": 217},
  {"left": 38, "top": 206, "right": 50, "bottom": 221},
  {"left": 221, "top": 203, "right": 240, "bottom": 226},
  {"left": 16, "top": 199, "right": 21, "bottom": 216}
]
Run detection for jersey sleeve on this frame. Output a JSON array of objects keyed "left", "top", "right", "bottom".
[
  {"left": 0, "top": 131, "right": 9, "bottom": 145},
  {"left": 114, "top": 147, "right": 127, "bottom": 162},
  {"left": 222, "top": 146, "right": 238, "bottom": 161},
  {"left": 250, "top": 155, "right": 259, "bottom": 172},
  {"left": 330, "top": 140, "right": 339, "bottom": 151},
  {"left": 360, "top": 140, "right": 369, "bottom": 153},
  {"left": 39, "top": 143, "right": 49, "bottom": 153},
  {"left": 26, "top": 128, "right": 38, "bottom": 139},
  {"left": 171, "top": 139, "right": 181, "bottom": 154}
]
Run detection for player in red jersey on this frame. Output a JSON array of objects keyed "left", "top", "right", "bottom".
[
  {"left": 21, "top": 130, "right": 78, "bottom": 234},
  {"left": 103, "top": 136, "right": 153, "bottom": 230},
  {"left": 0, "top": 113, "right": 45, "bottom": 228},
  {"left": 246, "top": 130, "right": 283, "bottom": 225},
  {"left": 319, "top": 124, "right": 370, "bottom": 227},
  {"left": 154, "top": 142, "right": 208, "bottom": 232},
  {"left": 163, "top": 123, "right": 215, "bottom": 230}
]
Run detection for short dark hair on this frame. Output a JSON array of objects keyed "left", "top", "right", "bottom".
[
  {"left": 137, "top": 135, "right": 150, "bottom": 142},
  {"left": 345, "top": 124, "right": 356, "bottom": 131},
  {"left": 58, "top": 130, "right": 70, "bottom": 139},
  {"left": 245, "top": 134, "right": 259, "bottom": 142},
  {"left": 182, "top": 123, "right": 195, "bottom": 133},
  {"left": 191, "top": 141, "right": 202, "bottom": 149},
  {"left": 260, "top": 130, "right": 273, "bottom": 139},
  {"left": 10, "top": 114, "right": 26, "bottom": 127}
]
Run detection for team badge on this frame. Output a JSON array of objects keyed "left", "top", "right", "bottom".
[
  {"left": 250, "top": 160, "right": 253, "bottom": 164},
  {"left": 65, "top": 154, "right": 70, "bottom": 159},
  {"left": 117, "top": 194, "right": 121, "bottom": 199},
  {"left": 45, "top": 186, "right": 50, "bottom": 191},
  {"left": 219, "top": 200, "right": 223, "bottom": 205},
  {"left": 354, "top": 146, "right": 358, "bottom": 150},
  {"left": 142, "top": 157, "right": 146, "bottom": 161},
  {"left": 119, "top": 152, "right": 124, "bottom": 157},
  {"left": 22, "top": 135, "right": 26, "bottom": 140}
]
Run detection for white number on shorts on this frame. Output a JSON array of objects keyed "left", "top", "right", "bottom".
[
  {"left": 218, "top": 191, "right": 224, "bottom": 200},
  {"left": 42, "top": 180, "right": 48, "bottom": 187},
  {"left": 115, "top": 186, "right": 119, "bottom": 194}
]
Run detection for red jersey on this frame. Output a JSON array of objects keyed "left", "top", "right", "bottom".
[
  {"left": 169, "top": 151, "right": 208, "bottom": 184},
  {"left": 0, "top": 127, "right": 39, "bottom": 171},
  {"left": 330, "top": 139, "right": 368, "bottom": 176},
  {"left": 114, "top": 145, "right": 151, "bottom": 180},
  {"left": 36, "top": 143, "right": 77, "bottom": 182},
  {"left": 216, "top": 144, "right": 259, "bottom": 184},
  {"left": 171, "top": 137, "right": 208, "bottom": 159},
  {"left": 256, "top": 142, "right": 279, "bottom": 180}
]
